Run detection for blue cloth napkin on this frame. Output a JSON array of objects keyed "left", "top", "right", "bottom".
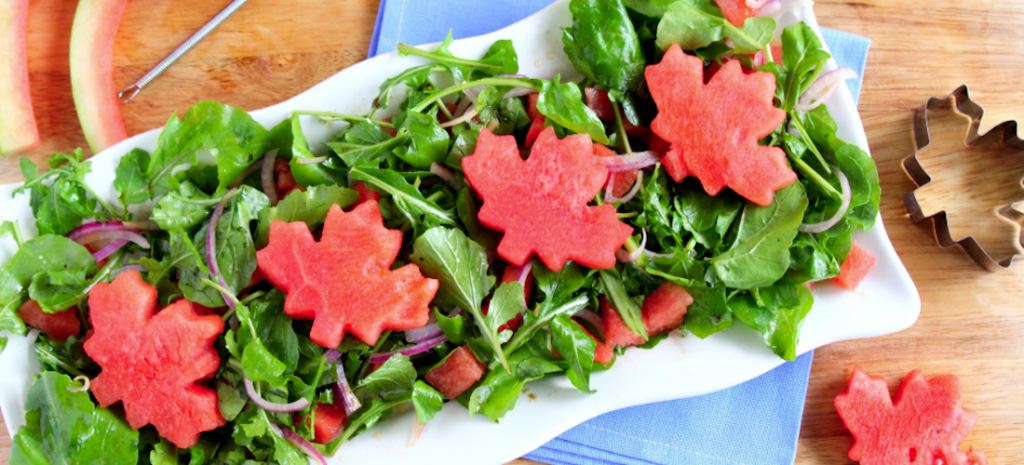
[{"left": 369, "top": 3, "right": 870, "bottom": 464}]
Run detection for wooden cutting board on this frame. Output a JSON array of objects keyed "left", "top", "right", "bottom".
[{"left": 3, "top": 0, "right": 1024, "bottom": 464}]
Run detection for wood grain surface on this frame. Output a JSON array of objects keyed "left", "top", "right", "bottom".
[{"left": 3, "top": 0, "right": 1024, "bottom": 464}]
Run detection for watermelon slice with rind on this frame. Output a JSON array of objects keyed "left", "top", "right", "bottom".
[
  {"left": 70, "top": 0, "right": 129, "bottom": 153},
  {"left": 0, "top": 0, "right": 39, "bottom": 156}
]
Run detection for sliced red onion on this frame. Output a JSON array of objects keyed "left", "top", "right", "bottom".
[
  {"left": 439, "top": 104, "right": 479, "bottom": 129},
  {"left": 369, "top": 335, "right": 448, "bottom": 364},
  {"left": 75, "top": 230, "right": 151, "bottom": 249},
  {"left": 335, "top": 360, "right": 362, "bottom": 416},
  {"left": 261, "top": 149, "right": 280, "bottom": 207},
  {"left": 450, "top": 307, "right": 464, "bottom": 318},
  {"left": 428, "top": 162, "right": 463, "bottom": 190},
  {"left": 297, "top": 156, "right": 328, "bottom": 165},
  {"left": 724, "top": 37, "right": 735, "bottom": 49},
  {"left": 516, "top": 262, "right": 533, "bottom": 287},
  {"left": 746, "top": 0, "right": 771, "bottom": 8},
  {"left": 799, "top": 170, "right": 851, "bottom": 234},
  {"left": 93, "top": 238, "right": 129, "bottom": 261},
  {"left": 605, "top": 171, "right": 644, "bottom": 204},
  {"left": 642, "top": 250, "right": 675, "bottom": 259},
  {"left": 268, "top": 422, "right": 327, "bottom": 465},
  {"left": 454, "top": 96, "right": 473, "bottom": 117},
  {"left": 208, "top": 193, "right": 235, "bottom": 310},
  {"left": 324, "top": 349, "right": 342, "bottom": 364},
  {"left": 794, "top": 67, "right": 858, "bottom": 112},
  {"left": 596, "top": 151, "right": 659, "bottom": 173},
  {"left": 752, "top": 50, "right": 767, "bottom": 68},
  {"left": 787, "top": 120, "right": 800, "bottom": 137},
  {"left": 405, "top": 313, "right": 442, "bottom": 343},
  {"left": 68, "top": 221, "right": 124, "bottom": 241},
  {"left": 573, "top": 308, "right": 604, "bottom": 338},
  {"left": 757, "top": 0, "right": 813, "bottom": 20},
  {"left": 243, "top": 377, "right": 311, "bottom": 413},
  {"left": 616, "top": 228, "right": 648, "bottom": 263}
]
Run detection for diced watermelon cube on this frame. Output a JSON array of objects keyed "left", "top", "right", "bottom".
[
  {"left": 551, "top": 319, "right": 613, "bottom": 365},
  {"left": 584, "top": 88, "right": 615, "bottom": 121},
  {"left": 601, "top": 296, "right": 644, "bottom": 348},
  {"left": 18, "top": 300, "right": 80, "bottom": 343},
  {"left": 833, "top": 242, "right": 876, "bottom": 291},
  {"left": 592, "top": 143, "right": 639, "bottom": 198},
  {"left": 524, "top": 116, "right": 546, "bottom": 149},
  {"left": 715, "top": 0, "right": 759, "bottom": 27},
  {"left": 274, "top": 158, "right": 298, "bottom": 192},
  {"left": 425, "top": 346, "right": 486, "bottom": 399},
  {"left": 642, "top": 282, "right": 692, "bottom": 335},
  {"left": 297, "top": 401, "right": 348, "bottom": 445},
  {"left": 382, "top": 116, "right": 398, "bottom": 137},
  {"left": 525, "top": 93, "right": 541, "bottom": 121},
  {"left": 351, "top": 181, "right": 381, "bottom": 208}
]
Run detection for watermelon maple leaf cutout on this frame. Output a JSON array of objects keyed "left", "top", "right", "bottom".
[
  {"left": 256, "top": 201, "right": 438, "bottom": 348},
  {"left": 834, "top": 367, "right": 988, "bottom": 465},
  {"left": 83, "top": 270, "right": 226, "bottom": 449},
  {"left": 463, "top": 127, "right": 634, "bottom": 272},
  {"left": 646, "top": 43, "right": 795, "bottom": 206}
]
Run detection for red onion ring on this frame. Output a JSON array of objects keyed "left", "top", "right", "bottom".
[
  {"left": 269, "top": 422, "right": 327, "bottom": 465},
  {"left": 243, "top": 377, "right": 311, "bottom": 413},
  {"left": 794, "top": 67, "right": 858, "bottom": 112},
  {"left": 799, "top": 170, "right": 851, "bottom": 234},
  {"left": 573, "top": 308, "right": 604, "bottom": 338},
  {"left": 746, "top": 0, "right": 770, "bottom": 8},
  {"left": 75, "top": 230, "right": 151, "bottom": 249},
  {"left": 516, "top": 262, "right": 533, "bottom": 287},
  {"left": 405, "top": 313, "right": 442, "bottom": 343},
  {"left": 752, "top": 50, "right": 768, "bottom": 68},
  {"left": 208, "top": 191, "right": 236, "bottom": 310},
  {"left": 369, "top": 335, "right": 448, "bottom": 364},
  {"left": 605, "top": 171, "right": 644, "bottom": 204},
  {"left": 596, "top": 151, "right": 659, "bottom": 173},
  {"left": 428, "top": 162, "right": 463, "bottom": 190},
  {"left": 68, "top": 220, "right": 157, "bottom": 241},
  {"left": 334, "top": 359, "right": 362, "bottom": 416},
  {"left": 261, "top": 149, "right": 279, "bottom": 207},
  {"left": 93, "top": 238, "right": 129, "bottom": 261},
  {"left": 615, "top": 228, "right": 648, "bottom": 263}
]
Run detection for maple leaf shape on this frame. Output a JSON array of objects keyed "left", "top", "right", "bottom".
[
  {"left": 834, "top": 367, "right": 988, "bottom": 465},
  {"left": 84, "top": 270, "right": 225, "bottom": 449},
  {"left": 463, "top": 127, "right": 633, "bottom": 272},
  {"left": 646, "top": 43, "right": 795, "bottom": 206},
  {"left": 256, "top": 201, "right": 438, "bottom": 348}
]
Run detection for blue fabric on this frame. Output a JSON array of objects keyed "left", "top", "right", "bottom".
[{"left": 369, "top": 3, "right": 870, "bottom": 464}]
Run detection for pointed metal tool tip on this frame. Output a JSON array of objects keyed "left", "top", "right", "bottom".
[{"left": 118, "top": 84, "right": 141, "bottom": 104}]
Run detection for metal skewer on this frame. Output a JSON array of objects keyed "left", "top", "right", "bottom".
[{"left": 118, "top": 0, "right": 251, "bottom": 103}]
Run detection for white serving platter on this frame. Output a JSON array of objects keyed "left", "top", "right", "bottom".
[{"left": 0, "top": 1, "right": 919, "bottom": 464}]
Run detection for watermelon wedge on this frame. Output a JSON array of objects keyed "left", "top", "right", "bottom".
[
  {"left": 70, "top": 0, "right": 129, "bottom": 153},
  {"left": 641, "top": 282, "right": 692, "bottom": 335},
  {"left": 18, "top": 300, "right": 80, "bottom": 343},
  {"left": 424, "top": 346, "right": 486, "bottom": 399},
  {"left": 833, "top": 242, "right": 876, "bottom": 291},
  {"left": 0, "top": 0, "right": 39, "bottom": 156}
]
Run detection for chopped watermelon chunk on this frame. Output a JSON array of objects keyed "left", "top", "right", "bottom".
[
  {"left": 492, "top": 263, "right": 534, "bottom": 332},
  {"left": 382, "top": 116, "right": 398, "bottom": 137},
  {"left": 646, "top": 43, "right": 794, "bottom": 206},
  {"left": 835, "top": 367, "right": 988, "bottom": 465},
  {"left": 641, "top": 282, "right": 692, "bottom": 335},
  {"left": 593, "top": 143, "right": 639, "bottom": 198},
  {"left": 296, "top": 401, "right": 348, "bottom": 445},
  {"left": 18, "top": 300, "right": 80, "bottom": 343},
  {"left": 584, "top": 88, "right": 615, "bottom": 121},
  {"left": 70, "top": 0, "right": 129, "bottom": 153},
  {"left": 83, "top": 270, "right": 225, "bottom": 448},
  {"left": 0, "top": 0, "right": 39, "bottom": 156},
  {"left": 524, "top": 115, "right": 546, "bottom": 149},
  {"left": 424, "top": 346, "right": 486, "bottom": 399},
  {"left": 351, "top": 181, "right": 381, "bottom": 208},
  {"left": 274, "top": 158, "right": 299, "bottom": 192},
  {"left": 525, "top": 93, "right": 542, "bottom": 121},
  {"left": 715, "top": 0, "right": 759, "bottom": 27},
  {"left": 552, "top": 319, "right": 613, "bottom": 365},
  {"left": 463, "top": 128, "right": 633, "bottom": 272},
  {"left": 601, "top": 296, "right": 644, "bottom": 348},
  {"left": 256, "top": 202, "right": 438, "bottom": 348},
  {"left": 833, "top": 242, "right": 876, "bottom": 291}
]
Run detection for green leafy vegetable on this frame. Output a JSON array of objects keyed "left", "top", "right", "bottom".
[
  {"left": 731, "top": 282, "right": 813, "bottom": 361},
  {"left": 549, "top": 314, "right": 596, "bottom": 392},
  {"left": 411, "top": 380, "right": 445, "bottom": 423},
  {"left": 656, "top": 0, "right": 775, "bottom": 54},
  {"left": 598, "top": 268, "right": 648, "bottom": 340},
  {"left": 356, "top": 354, "right": 417, "bottom": 400},
  {"left": 536, "top": 77, "right": 610, "bottom": 145},
  {"left": 563, "top": 0, "right": 646, "bottom": 92},
  {"left": 0, "top": 235, "right": 97, "bottom": 312},
  {"left": 255, "top": 184, "right": 359, "bottom": 248}
]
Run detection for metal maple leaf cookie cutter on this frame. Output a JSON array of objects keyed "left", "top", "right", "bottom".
[{"left": 903, "top": 84, "right": 1024, "bottom": 271}]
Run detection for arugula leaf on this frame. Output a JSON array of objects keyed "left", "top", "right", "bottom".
[
  {"left": 598, "top": 268, "right": 648, "bottom": 340},
  {"left": 0, "top": 235, "right": 97, "bottom": 311},
  {"left": 374, "top": 64, "right": 442, "bottom": 111},
  {"left": 633, "top": 166, "right": 683, "bottom": 249},
  {"left": 623, "top": 0, "right": 675, "bottom": 17},
  {"left": 9, "top": 372, "right": 138, "bottom": 465},
  {"left": 411, "top": 380, "right": 445, "bottom": 423},
  {"left": 536, "top": 77, "right": 610, "bottom": 145},
  {"left": 185, "top": 188, "right": 266, "bottom": 307},
  {"left": 710, "top": 182, "right": 807, "bottom": 289},
  {"left": 27, "top": 269, "right": 89, "bottom": 313},
  {"left": 455, "top": 188, "right": 499, "bottom": 250},
  {"left": 114, "top": 148, "right": 152, "bottom": 206},
  {"left": 217, "top": 368, "right": 248, "bottom": 422},
  {"left": 356, "top": 354, "right": 417, "bottom": 400},
  {"left": 779, "top": 23, "right": 832, "bottom": 111},
  {"left": 241, "top": 337, "right": 287, "bottom": 382},
  {"left": 549, "top": 314, "right": 597, "bottom": 392},
  {"left": 485, "top": 281, "right": 526, "bottom": 343},
  {"left": 150, "top": 439, "right": 177, "bottom": 465},
  {"left": 237, "top": 290, "right": 300, "bottom": 375},
  {"left": 168, "top": 229, "right": 220, "bottom": 307},
  {"left": 731, "top": 282, "right": 813, "bottom": 361},
  {"left": 504, "top": 294, "right": 589, "bottom": 356},
  {"left": 675, "top": 180, "right": 742, "bottom": 250},
  {"left": 468, "top": 368, "right": 524, "bottom": 421},
  {"left": 15, "top": 151, "right": 106, "bottom": 236},
  {"left": 683, "top": 286, "right": 733, "bottom": 338},
  {"left": 411, "top": 227, "right": 507, "bottom": 370},
  {"left": 435, "top": 308, "right": 469, "bottom": 345},
  {"left": 655, "top": 0, "right": 776, "bottom": 54},
  {"left": 151, "top": 180, "right": 213, "bottom": 230},
  {"left": 398, "top": 32, "right": 519, "bottom": 79},
  {"left": 392, "top": 111, "right": 450, "bottom": 169},
  {"left": 563, "top": 0, "right": 647, "bottom": 92},
  {"left": 264, "top": 116, "right": 345, "bottom": 188},
  {"left": 352, "top": 166, "right": 457, "bottom": 229},
  {"left": 533, "top": 261, "right": 588, "bottom": 310},
  {"left": 255, "top": 184, "right": 359, "bottom": 248},
  {"left": 325, "top": 120, "right": 408, "bottom": 168},
  {"left": 445, "top": 128, "right": 479, "bottom": 172}
]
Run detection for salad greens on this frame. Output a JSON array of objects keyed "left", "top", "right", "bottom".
[{"left": 0, "top": 0, "right": 878, "bottom": 463}]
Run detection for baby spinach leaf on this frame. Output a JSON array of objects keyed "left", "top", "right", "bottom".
[
  {"left": 533, "top": 261, "right": 588, "bottom": 310},
  {"left": 710, "top": 182, "right": 807, "bottom": 289},
  {"left": 634, "top": 166, "right": 683, "bottom": 249},
  {"left": 435, "top": 308, "right": 469, "bottom": 345},
  {"left": 393, "top": 111, "right": 450, "bottom": 169},
  {"left": 237, "top": 290, "right": 300, "bottom": 375},
  {"left": 598, "top": 268, "right": 648, "bottom": 340},
  {"left": 682, "top": 286, "right": 733, "bottom": 338},
  {"left": 398, "top": 32, "right": 518, "bottom": 80},
  {"left": 151, "top": 180, "right": 213, "bottom": 230},
  {"left": 411, "top": 380, "right": 445, "bottom": 423},
  {"left": 656, "top": 0, "right": 775, "bottom": 54},
  {"left": 624, "top": 0, "right": 676, "bottom": 17},
  {"left": 564, "top": 0, "right": 647, "bottom": 92},
  {"left": 269, "top": 116, "right": 345, "bottom": 188},
  {"left": 188, "top": 187, "right": 267, "bottom": 307},
  {"left": 0, "top": 235, "right": 96, "bottom": 310},
  {"left": 787, "top": 231, "right": 842, "bottom": 282},
  {"left": 803, "top": 106, "right": 880, "bottom": 231},
  {"left": 217, "top": 369, "right": 248, "bottom": 422},
  {"left": 356, "top": 354, "right": 416, "bottom": 400},
  {"left": 325, "top": 120, "right": 407, "bottom": 168},
  {"left": 536, "top": 77, "right": 610, "bottom": 145},
  {"left": 455, "top": 188, "right": 499, "bottom": 250},
  {"left": 114, "top": 148, "right": 152, "bottom": 206},
  {"left": 27, "top": 269, "right": 89, "bottom": 314},
  {"left": 730, "top": 282, "right": 813, "bottom": 361},
  {"left": 241, "top": 338, "right": 287, "bottom": 382},
  {"left": 10, "top": 372, "right": 138, "bottom": 465},
  {"left": 255, "top": 184, "right": 359, "bottom": 248},
  {"left": 484, "top": 281, "right": 526, "bottom": 344},
  {"left": 675, "top": 181, "right": 743, "bottom": 250},
  {"left": 549, "top": 314, "right": 597, "bottom": 392},
  {"left": 445, "top": 128, "right": 479, "bottom": 172},
  {"left": 468, "top": 368, "right": 524, "bottom": 421},
  {"left": 169, "top": 229, "right": 221, "bottom": 307}
]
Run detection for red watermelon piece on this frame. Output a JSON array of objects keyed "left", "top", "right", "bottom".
[
  {"left": 641, "top": 282, "right": 692, "bottom": 335},
  {"left": 463, "top": 128, "right": 633, "bottom": 272},
  {"left": 351, "top": 181, "right": 381, "bottom": 208},
  {"left": 83, "top": 270, "right": 225, "bottom": 448},
  {"left": 834, "top": 367, "right": 988, "bottom": 465},
  {"left": 70, "top": 0, "right": 129, "bottom": 153},
  {"left": 0, "top": 0, "right": 39, "bottom": 156},
  {"left": 424, "top": 346, "right": 486, "bottom": 399},
  {"left": 585, "top": 88, "right": 615, "bottom": 121},
  {"left": 646, "top": 43, "right": 794, "bottom": 206},
  {"left": 552, "top": 319, "right": 613, "bottom": 365},
  {"left": 493, "top": 263, "right": 534, "bottom": 332},
  {"left": 715, "top": 0, "right": 759, "bottom": 27},
  {"left": 274, "top": 158, "right": 299, "bottom": 192},
  {"left": 18, "top": 300, "right": 80, "bottom": 343},
  {"left": 593, "top": 143, "right": 640, "bottom": 198},
  {"left": 524, "top": 115, "right": 546, "bottom": 150},
  {"left": 296, "top": 401, "right": 348, "bottom": 445},
  {"left": 257, "top": 201, "right": 438, "bottom": 348},
  {"left": 382, "top": 116, "right": 398, "bottom": 137},
  {"left": 601, "top": 296, "right": 644, "bottom": 348},
  {"left": 525, "top": 93, "right": 542, "bottom": 121},
  {"left": 833, "top": 242, "right": 876, "bottom": 291}
]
